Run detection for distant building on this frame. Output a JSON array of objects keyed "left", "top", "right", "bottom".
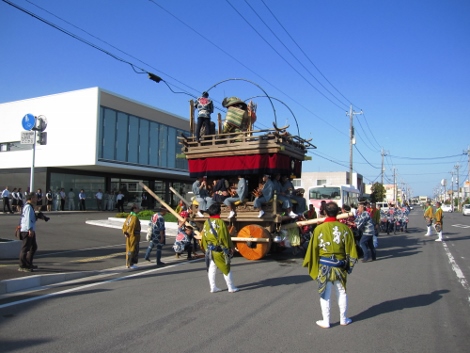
[
  {"left": 0, "top": 87, "right": 192, "bottom": 210},
  {"left": 294, "top": 171, "right": 364, "bottom": 194},
  {"left": 365, "top": 183, "right": 396, "bottom": 202}
]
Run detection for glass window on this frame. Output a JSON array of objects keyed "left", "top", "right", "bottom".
[
  {"left": 98, "top": 106, "right": 188, "bottom": 171},
  {"left": 154, "top": 180, "right": 166, "bottom": 204},
  {"left": 116, "top": 112, "right": 128, "bottom": 161},
  {"left": 101, "top": 108, "right": 116, "bottom": 159},
  {"left": 50, "top": 172, "right": 104, "bottom": 210},
  {"left": 175, "top": 129, "right": 187, "bottom": 170},
  {"left": 139, "top": 119, "right": 149, "bottom": 165},
  {"left": 128, "top": 115, "right": 139, "bottom": 164},
  {"left": 159, "top": 125, "right": 168, "bottom": 167},
  {"left": 149, "top": 122, "right": 159, "bottom": 166},
  {"left": 308, "top": 187, "right": 341, "bottom": 200},
  {"left": 167, "top": 127, "right": 176, "bottom": 168}
]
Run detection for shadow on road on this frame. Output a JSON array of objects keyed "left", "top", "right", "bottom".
[{"left": 353, "top": 289, "right": 450, "bottom": 322}]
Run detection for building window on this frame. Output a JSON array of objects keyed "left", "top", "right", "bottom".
[
  {"left": 50, "top": 172, "right": 105, "bottom": 210},
  {"left": 317, "top": 180, "right": 327, "bottom": 186},
  {"left": 149, "top": 121, "right": 159, "bottom": 167},
  {"left": 101, "top": 108, "right": 116, "bottom": 159},
  {"left": 159, "top": 125, "right": 168, "bottom": 167},
  {"left": 99, "top": 106, "right": 188, "bottom": 171},
  {"left": 167, "top": 127, "right": 176, "bottom": 168},
  {"left": 127, "top": 115, "right": 139, "bottom": 164},
  {"left": 116, "top": 112, "right": 128, "bottom": 161},
  {"left": 175, "top": 129, "right": 186, "bottom": 169},
  {"left": 139, "top": 119, "right": 149, "bottom": 165}
]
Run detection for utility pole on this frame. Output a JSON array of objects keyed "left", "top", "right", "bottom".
[
  {"left": 393, "top": 168, "right": 397, "bottom": 202},
  {"left": 381, "top": 148, "right": 387, "bottom": 185},
  {"left": 465, "top": 146, "right": 470, "bottom": 201},
  {"left": 450, "top": 171, "right": 455, "bottom": 210},
  {"left": 455, "top": 164, "right": 460, "bottom": 211},
  {"left": 347, "top": 105, "right": 363, "bottom": 188}
]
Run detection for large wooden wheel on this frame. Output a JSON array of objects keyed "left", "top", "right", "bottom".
[{"left": 236, "top": 224, "right": 271, "bottom": 261}]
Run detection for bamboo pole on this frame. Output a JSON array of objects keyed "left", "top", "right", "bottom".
[
  {"left": 280, "top": 212, "right": 353, "bottom": 230},
  {"left": 138, "top": 182, "right": 202, "bottom": 238},
  {"left": 169, "top": 186, "right": 191, "bottom": 207},
  {"left": 232, "top": 237, "right": 270, "bottom": 243},
  {"left": 189, "top": 100, "right": 195, "bottom": 136}
]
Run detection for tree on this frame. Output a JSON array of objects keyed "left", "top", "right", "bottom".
[{"left": 371, "top": 182, "right": 386, "bottom": 202}]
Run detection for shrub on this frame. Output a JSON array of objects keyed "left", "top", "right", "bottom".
[{"left": 113, "top": 210, "right": 177, "bottom": 223}]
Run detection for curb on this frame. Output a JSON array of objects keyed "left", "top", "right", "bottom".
[
  {"left": 0, "top": 254, "right": 204, "bottom": 296},
  {"left": 0, "top": 271, "right": 98, "bottom": 295},
  {"left": 85, "top": 217, "right": 179, "bottom": 232},
  {"left": 0, "top": 218, "right": 181, "bottom": 295}
]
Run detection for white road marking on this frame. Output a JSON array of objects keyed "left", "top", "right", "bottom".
[
  {"left": 452, "top": 224, "right": 470, "bottom": 229},
  {"left": 442, "top": 237, "right": 470, "bottom": 306},
  {"left": 0, "top": 259, "right": 201, "bottom": 309}
]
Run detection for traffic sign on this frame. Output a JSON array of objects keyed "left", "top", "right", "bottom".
[
  {"left": 22, "top": 114, "right": 36, "bottom": 131},
  {"left": 21, "top": 131, "right": 35, "bottom": 144}
]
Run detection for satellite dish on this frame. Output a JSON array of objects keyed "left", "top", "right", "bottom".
[
  {"left": 36, "top": 115, "right": 48, "bottom": 132},
  {"left": 440, "top": 179, "right": 446, "bottom": 186}
]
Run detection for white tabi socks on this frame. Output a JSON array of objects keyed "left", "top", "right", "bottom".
[
  {"left": 317, "top": 297, "right": 330, "bottom": 328},
  {"left": 224, "top": 271, "right": 239, "bottom": 293},
  {"left": 208, "top": 261, "right": 221, "bottom": 293},
  {"left": 424, "top": 226, "right": 433, "bottom": 236},
  {"left": 208, "top": 261, "right": 239, "bottom": 293},
  {"left": 338, "top": 284, "right": 352, "bottom": 326}
]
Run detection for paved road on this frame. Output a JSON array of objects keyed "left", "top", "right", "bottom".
[
  {"left": 0, "top": 211, "right": 182, "bottom": 292},
  {"left": 0, "top": 209, "right": 469, "bottom": 352}
]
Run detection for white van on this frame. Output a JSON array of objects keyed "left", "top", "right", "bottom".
[{"left": 376, "top": 202, "right": 389, "bottom": 212}]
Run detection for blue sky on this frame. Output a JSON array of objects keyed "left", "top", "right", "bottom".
[{"left": 1, "top": 0, "right": 469, "bottom": 198}]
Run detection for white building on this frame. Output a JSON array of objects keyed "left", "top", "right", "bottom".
[
  {"left": 0, "top": 88, "right": 192, "bottom": 210},
  {"left": 364, "top": 183, "right": 397, "bottom": 203},
  {"left": 294, "top": 171, "right": 364, "bottom": 194}
]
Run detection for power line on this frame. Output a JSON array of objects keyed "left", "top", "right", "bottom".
[
  {"left": 354, "top": 145, "right": 380, "bottom": 169},
  {"left": 242, "top": 0, "right": 349, "bottom": 109},
  {"left": 361, "top": 112, "right": 382, "bottom": 151},
  {"left": 355, "top": 116, "right": 381, "bottom": 153},
  {"left": 387, "top": 153, "right": 465, "bottom": 160},
  {"left": 2, "top": 0, "right": 199, "bottom": 100},
  {"left": 226, "top": 0, "right": 347, "bottom": 111},
  {"left": 2, "top": 0, "right": 146, "bottom": 73},
  {"left": 354, "top": 125, "right": 381, "bottom": 153},
  {"left": 147, "top": 0, "right": 348, "bottom": 137},
  {"left": 260, "top": 0, "right": 355, "bottom": 108}
]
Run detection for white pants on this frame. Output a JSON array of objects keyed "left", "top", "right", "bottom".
[
  {"left": 208, "top": 260, "right": 236, "bottom": 292},
  {"left": 319, "top": 281, "right": 348, "bottom": 324}
]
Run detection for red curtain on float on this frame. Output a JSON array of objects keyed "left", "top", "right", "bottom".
[{"left": 188, "top": 154, "right": 302, "bottom": 178}]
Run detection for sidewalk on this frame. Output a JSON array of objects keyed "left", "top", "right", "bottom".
[{"left": 0, "top": 217, "right": 185, "bottom": 295}]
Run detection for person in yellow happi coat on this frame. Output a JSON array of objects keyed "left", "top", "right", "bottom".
[
  {"left": 122, "top": 204, "right": 141, "bottom": 269},
  {"left": 423, "top": 201, "right": 434, "bottom": 236},
  {"left": 433, "top": 202, "right": 443, "bottom": 242},
  {"left": 303, "top": 201, "right": 358, "bottom": 329},
  {"left": 201, "top": 203, "right": 239, "bottom": 293}
]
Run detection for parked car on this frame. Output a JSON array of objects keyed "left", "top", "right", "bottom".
[
  {"left": 463, "top": 204, "right": 470, "bottom": 216},
  {"left": 441, "top": 204, "right": 453, "bottom": 212}
]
